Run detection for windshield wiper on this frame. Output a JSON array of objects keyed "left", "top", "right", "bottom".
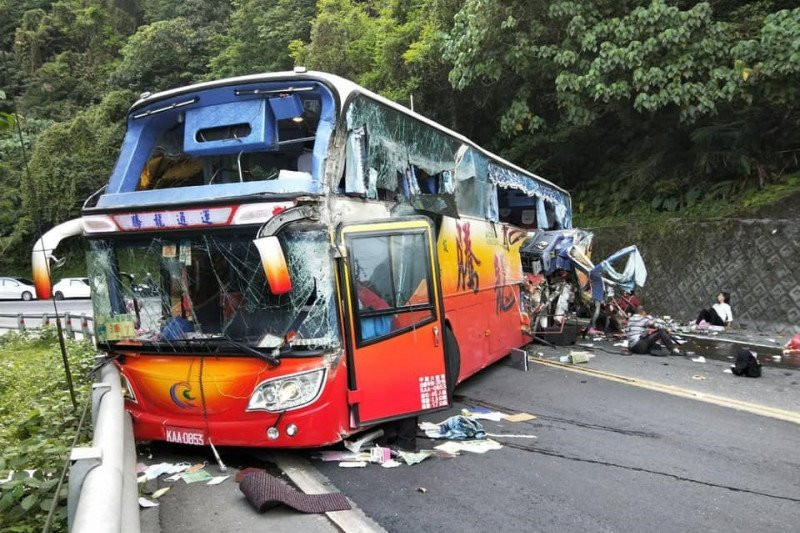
[{"left": 173, "top": 337, "right": 281, "bottom": 367}]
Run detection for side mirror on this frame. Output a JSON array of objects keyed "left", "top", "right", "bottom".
[
  {"left": 253, "top": 235, "right": 292, "bottom": 295},
  {"left": 31, "top": 218, "right": 84, "bottom": 299}
]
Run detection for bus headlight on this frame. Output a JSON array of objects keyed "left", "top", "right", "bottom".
[{"left": 247, "top": 369, "right": 326, "bottom": 412}]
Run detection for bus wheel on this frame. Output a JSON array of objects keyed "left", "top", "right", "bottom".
[{"left": 444, "top": 326, "right": 460, "bottom": 396}]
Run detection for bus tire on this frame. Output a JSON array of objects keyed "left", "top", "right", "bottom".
[{"left": 444, "top": 325, "right": 460, "bottom": 396}]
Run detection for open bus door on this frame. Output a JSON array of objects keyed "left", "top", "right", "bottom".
[{"left": 339, "top": 218, "right": 449, "bottom": 426}]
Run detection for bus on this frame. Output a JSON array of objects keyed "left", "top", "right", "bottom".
[{"left": 32, "top": 70, "right": 572, "bottom": 448}]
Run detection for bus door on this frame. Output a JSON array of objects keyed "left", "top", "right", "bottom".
[{"left": 339, "top": 219, "right": 449, "bottom": 426}]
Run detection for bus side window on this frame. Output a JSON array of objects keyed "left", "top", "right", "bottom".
[{"left": 349, "top": 233, "right": 434, "bottom": 343}]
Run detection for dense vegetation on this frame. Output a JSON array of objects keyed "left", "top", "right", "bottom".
[
  {"left": 0, "top": 331, "right": 95, "bottom": 532},
  {"left": 1, "top": 0, "right": 798, "bottom": 273}
]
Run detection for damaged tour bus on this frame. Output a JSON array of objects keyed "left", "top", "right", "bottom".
[{"left": 31, "top": 70, "right": 572, "bottom": 448}]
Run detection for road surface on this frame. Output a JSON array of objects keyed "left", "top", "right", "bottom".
[{"left": 141, "top": 347, "right": 800, "bottom": 532}]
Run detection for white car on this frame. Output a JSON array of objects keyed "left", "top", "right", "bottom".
[
  {"left": 52, "top": 277, "right": 91, "bottom": 299},
  {"left": 0, "top": 277, "right": 37, "bottom": 301}
]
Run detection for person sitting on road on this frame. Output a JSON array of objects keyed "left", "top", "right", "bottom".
[
  {"left": 626, "top": 306, "right": 681, "bottom": 356},
  {"left": 694, "top": 291, "right": 732, "bottom": 329}
]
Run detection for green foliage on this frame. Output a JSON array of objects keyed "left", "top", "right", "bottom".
[
  {"left": 21, "top": 90, "right": 134, "bottom": 235},
  {"left": 109, "top": 18, "right": 217, "bottom": 92},
  {"left": 210, "top": 0, "right": 315, "bottom": 78},
  {"left": 0, "top": 332, "right": 96, "bottom": 532}
]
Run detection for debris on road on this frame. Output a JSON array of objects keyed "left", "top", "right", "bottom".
[
  {"left": 207, "top": 475, "right": 229, "bottom": 485},
  {"left": 239, "top": 470, "right": 351, "bottom": 513},
  {"left": 503, "top": 412, "right": 536, "bottom": 422},
  {"left": 182, "top": 469, "right": 213, "bottom": 484},
  {"left": 343, "top": 429, "right": 384, "bottom": 453},
  {"left": 691, "top": 356, "right": 706, "bottom": 363},
  {"left": 381, "top": 459, "right": 402, "bottom": 468},
  {"left": 313, "top": 451, "right": 368, "bottom": 462},
  {"left": 338, "top": 461, "right": 368, "bottom": 468},
  {"left": 138, "top": 497, "right": 159, "bottom": 508},
  {"left": 461, "top": 406, "right": 506, "bottom": 421},
  {"left": 398, "top": 450, "right": 433, "bottom": 465},
  {"left": 417, "top": 487, "right": 427, "bottom": 493},
  {"left": 419, "top": 415, "right": 486, "bottom": 440},
  {"left": 691, "top": 375, "right": 706, "bottom": 380},
  {"left": 434, "top": 439, "right": 503, "bottom": 454},
  {"left": 151, "top": 487, "right": 170, "bottom": 499}
]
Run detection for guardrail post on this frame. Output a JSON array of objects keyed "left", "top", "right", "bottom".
[
  {"left": 16, "top": 313, "right": 25, "bottom": 333},
  {"left": 42, "top": 313, "right": 50, "bottom": 327},
  {"left": 81, "top": 313, "right": 91, "bottom": 339},
  {"left": 64, "top": 312, "right": 75, "bottom": 339}
]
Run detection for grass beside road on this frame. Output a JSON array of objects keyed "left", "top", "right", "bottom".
[{"left": 0, "top": 330, "right": 95, "bottom": 532}]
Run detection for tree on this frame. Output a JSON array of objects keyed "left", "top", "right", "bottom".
[{"left": 210, "top": 0, "right": 315, "bottom": 78}]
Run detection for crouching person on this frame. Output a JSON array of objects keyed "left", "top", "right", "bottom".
[{"left": 626, "top": 306, "right": 682, "bottom": 356}]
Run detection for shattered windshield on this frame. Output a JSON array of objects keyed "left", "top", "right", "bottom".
[{"left": 87, "top": 228, "right": 339, "bottom": 352}]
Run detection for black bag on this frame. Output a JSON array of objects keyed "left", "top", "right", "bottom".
[{"left": 732, "top": 349, "right": 761, "bottom": 378}]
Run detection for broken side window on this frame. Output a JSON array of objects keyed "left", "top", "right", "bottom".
[
  {"left": 344, "top": 96, "right": 459, "bottom": 213},
  {"left": 454, "top": 146, "right": 498, "bottom": 221}
]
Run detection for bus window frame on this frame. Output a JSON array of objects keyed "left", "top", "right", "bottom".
[{"left": 344, "top": 227, "right": 438, "bottom": 349}]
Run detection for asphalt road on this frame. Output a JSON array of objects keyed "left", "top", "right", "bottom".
[
  {"left": 142, "top": 353, "right": 800, "bottom": 532},
  {"left": 313, "top": 359, "right": 800, "bottom": 532}
]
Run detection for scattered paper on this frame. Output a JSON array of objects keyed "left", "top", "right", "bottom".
[
  {"left": 613, "top": 341, "right": 628, "bottom": 348},
  {"left": 151, "top": 487, "right": 170, "bottom": 499},
  {"left": 144, "top": 462, "right": 190, "bottom": 481},
  {"left": 691, "top": 356, "right": 706, "bottom": 363},
  {"left": 434, "top": 439, "right": 502, "bottom": 454},
  {"left": 344, "top": 429, "right": 384, "bottom": 453},
  {"left": 186, "top": 463, "right": 206, "bottom": 473},
  {"left": 182, "top": 470, "right": 213, "bottom": 484},
  {"left": 417, "top": 487, "right": 427, "bottom": 493},
  {"left": 691, "top": 375, "right": 707, "bottom": 380},
  {"left": 592, "top": 336, "right": 604, "bottom": 341},
  {"left": 338, "top": 461, "right": 367, "bottom": 468},
  {"left": 138, "top": 497, "right": 159, "bottom": 508},
  {"left": 485, "top": 433, "right": 537, "bottom": 439},
  {"left": 398, "top": 450, "right": 433, "bottom": 465},
  {"left": 723, "top": 368, "right": 733, "bottom": 374},
  {"left": 461, "top": 409, "right": 506, "bottom": 422},
  {"left": 137, "top": 474, "right": 147, "bottom": 484},
  {"left": 207, "top": 475, "right": 229, "bottom": 485},
  {"left": 503, "top": 412, "right": 536, "bottom": 423},
  {"left": 380, "top": 459, "right": 402, "bottom": 468}
]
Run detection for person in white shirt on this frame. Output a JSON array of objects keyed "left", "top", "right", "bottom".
[{"left": 695, "top": 291, "right": 733, "bottom": 328}]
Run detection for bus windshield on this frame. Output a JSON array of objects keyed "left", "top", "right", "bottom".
[{"left": 86, "top": 229, "right": 339, "bottom": 352}]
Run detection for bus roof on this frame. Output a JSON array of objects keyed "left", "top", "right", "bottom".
[{"left": 130, "top": 70, "right": 570, "bottom": 199}]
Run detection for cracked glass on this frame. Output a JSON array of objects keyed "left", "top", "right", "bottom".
[{"left": 87, "top": 228, "right": 339, "bottom": 352}]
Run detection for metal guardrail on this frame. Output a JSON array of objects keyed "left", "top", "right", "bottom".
[
  {"left": 0, "top": 312, "right": 94, "bottom": 338},
  {"left": 68, "top": 363, "right": 139, "bottom": 533}
]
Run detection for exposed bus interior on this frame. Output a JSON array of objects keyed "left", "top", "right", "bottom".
[
  {"left": 341, "top": 94, "right": 570, "bottom": 230},
  {"left": 86, "top": 228, "right": 339, "bottom": 353},
  {"left": 95, "top": 80, "right": 336, "bottom": 209}
]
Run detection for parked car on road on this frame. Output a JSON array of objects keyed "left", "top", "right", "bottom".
[
  {"left": 52, "top": 277, "right": 91, "bottom": 299},
  {"left": 0, "top": 277, "right": 37, "bottom": 300}
]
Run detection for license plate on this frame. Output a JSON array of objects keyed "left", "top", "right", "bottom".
[{"left": 164, "top": 426, "right": 206, "bottom": 446}]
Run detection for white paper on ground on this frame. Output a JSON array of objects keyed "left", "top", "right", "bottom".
[
  {"left": 380, "top": 459, "right": 402, "bottom": 468},
  {"left": 207, "top": 475, "right": 229, "bottom": 485},
  {"left": 434, "top": 439, "right": 502, "bottom": 454},
  {"left": 151, "top": 487, "right": 170, "bottom": 499},
  {"left": 464, "top": 411, "right": 506, "bottom": 422},
  {"left": 138, "top": 497, "right": 159, "bottom": 508},
  {"left": 485, "top": 433, "right": 537, "bottom": 439},
  {"left": 691, "top": 356, "right": 706, "bottom": 363},
  {"left": 338, "top": 461, "right": 368, "bottom": 468}
]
